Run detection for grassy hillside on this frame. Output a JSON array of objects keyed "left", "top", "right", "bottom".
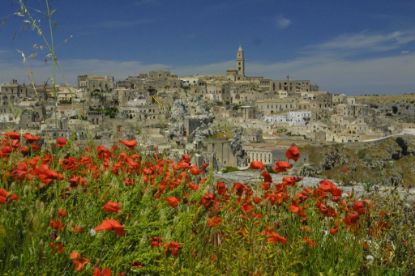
[{"left": 301, "top": 135, "right": 415, "bottom": 187}]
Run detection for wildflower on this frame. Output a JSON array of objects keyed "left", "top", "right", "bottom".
[
  {"left": 329, "top": 227, "right": 338, "bottom": 235},
  {"left": 119, "top": 139, "right": 137, "bottom": 148},
  {"left": 69, "top": 251, "right": 89, "bottom": 272},
  {"left": 262, "top": 230, "right": 287, "bottom": 245},
  {"left": 344, "top": 211, "right": 360, "bottom": 225},
  {"left": 242, "top": 203, "right": 254, "bottom": 213},
  {"left": 93, "top": 267, "right": 112, "bottom": 276},
  {"left": 260, "top": 170, "right": 272, "bottom": 182},
  {"left": 165, "top": 241, "right": 181, "bottom": 257},
  {"left": 190, "top": 165, "right": 202, "bottom": 176},
  {"left": 201, "top": 193, "right": 215, "bottom": 208},
  {"left": 49, "top": 242, "right": 65, "bottom": 254},
  {"left": 319, "top": 179, "right": 336, "bottom": 192},
  {"left": 366, "top": 255, "right": 374, "bottom": 265},
  {"left": 182, "top": 154, "right": 191, "bottom": 163},
  {"left": 289, "top": 203, "right": 300, "bottom": 214},
  {"left": 71, "top": 225, "right": 83, "bottom": 233},
  {"left": 216, "top": 182, "right": 228, "bottom": 195},
  {"left": 165, "top": 196, "right": 180, "bottom": 208},
  {"left": 49, "top": 220, "right": 64, "bottom": 231},
  {"left": 103, "top": 201, "right": 121, "bottom": 213},
  {"left": 253, "top": 196, "right": 262, "bottom": 204},
  {"left": 150, "top": 236, "right": 163, "bottom": 247},
  {"left": 250, "top": 160, "right": 265, "bottom": 170},
  {"left": 89, "top": 228, "right": 96, "bottom": 236},
  {"left": 4, "top": 131, "right": 20, "bottom": 140},
  {"left": 56, "top": 137, "right": 67, "bottom": 148},
  {"left": 23, "top": 133, "right": 40, "bottom": 143},
  {"left": 189, "top": 182, "right": 199, "bottom": 191},
  {"left": 303, "top": 237, "right": 317, "bottom": 247},
  {"left": 261, "top": 182, "right": 270, "bottom": 190},
  {"left": 95, "top": 219, "right": 125, "bottom": 237},
  {"left": 286, "top": 145, "right": 300, "bottom": 161},
  {"left": 207, "top": 216, "right": 222, "bottom": 228},
  {"left": 57, "top": 208, "right": 68, "bottom": 217},
  {"left": 0, "top": 188, "right": 18, "bottom": 205},
  {"left": 272, "top": 161, "right": 292, "bottom": 173}
]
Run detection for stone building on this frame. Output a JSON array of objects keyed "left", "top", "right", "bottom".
[
  {"left": 273, "top": 79, "right": 318, "bottom": 93},
  {"left": 78, "top": 75, "right": 114, "bottom": 93},
  {"left": 256, "top": 97, "right": 298, "bottom": 115},
  {"left": 206, "top": 138, "right": 239, "bottom": 168},
  {"left": 226, "top": 46, "right": 246, "bottom": 81}
]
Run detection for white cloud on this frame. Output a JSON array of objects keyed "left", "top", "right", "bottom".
[
  {"left": 307, "top": 30, "right": 415, "bottom": 55},
  {"left": 275, "top": 15, "right": 291, "bottom": 29}
]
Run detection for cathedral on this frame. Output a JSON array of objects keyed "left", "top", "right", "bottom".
[{"left": 226, "top": 46, "right": 245, "bottom": 81}]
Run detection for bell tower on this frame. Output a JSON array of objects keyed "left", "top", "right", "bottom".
[{"left": 236, "top": 45, "right": 245, "bottom": 79}]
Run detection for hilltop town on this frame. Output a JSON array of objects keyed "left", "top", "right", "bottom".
[{"left": 1, "top": 46, "right": 415, "bottom": 170}]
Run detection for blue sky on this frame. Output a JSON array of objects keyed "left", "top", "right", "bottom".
[{"left": 1, "top": 0, "right": 415, "bottom": 94}]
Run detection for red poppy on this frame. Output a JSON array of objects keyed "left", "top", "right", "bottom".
[
  {"left": 207, "top": 216, "right": 222, "bottom": 228},
  {"left": 23, "top": 133, "right": 41, "bottom": 143},
  {"left": 71, "top": 225, "right": 84, "bottom": 233},
  {"left": 150, "top": 236, "right": 163, "bottom": 247},
  {"left": 250, "top": 160, "right": 265, "bottom": 170},
  {"left": 286, "top": 145, "right": 301, "bottom": 161},
  {"left": 182, "top": 154, "right": 191, "bottom": 163},
  {"left": 123, "top": 178, "right": 134, "bottom": 186},
  {"left": 344, "top": 211, "right": 360, "bottom": 225},
  {"left": 58, "top": 208, "right": 68, "bottom": 217},
  {"left": 165, "top": 241, "right": 181, "bottom": 257},
  {"left": 289, "top": 203, "right": 300, "bottom": 213},
  {"left": 352, "top": 201, "right": 366, "bottom": 215},
  {"left": 95, "top": 219, "right": 125, "bottom": 237},
  {"left": 49, "top": 220, "right": 64, "bottom": 231},
  {"left": 93, "top": 267, "right": 112, "bottom": 276},
  {"left": 260, "top": 170, "right": 272, "bottom": 182},
  {"left": 329, "top": 227, "right": 338, "bottom": 235},
  {"left": 56, "top": 137, "right": 67, "bottom": 148},
  {"left": 319, "top": 179, "right": 335, "bottom": 192},
  {"left": 272, "top": 161, "right": 292, "bottom": 173},
  {"left": 303, "top": 237, "right": 317, "bottom": 247},
  {"left": 69, "top": 251, "right": 89, "bottom": 272},
  {"left": 262, "top": 230, "right": 287, "bottom": 245},
  {"left": 242, "top": 203, "right": 254, "bottom": 213},
  {"left": 119, "top": 139, "right": 137, "bottom": 148},
  {"left": 49, "top": 242, "right": 65, "bottom": 254},
  {"left": 4, "top": 131, "right": 20, "bottom": 140},
  {"left": 261, "top": 182, "right": 270, "bottom": 190},
  {"left": 103, "top": 201, "right": 121, "bottom": 213},
  {"left": 201, "top": 193, "right": 215, "bottom": 208},
  {"left": 189, "top": 182, "right": 199, "bottom": 191},
  {"left": 0, "top": 188, "right": 18, "bottom": 205},
  {"left": 253, "top": 196, "right": 262, "bottom": 204},
  {"left": 216, "top": 181, "right": 227, "bottom": 195},
  {"left": 165, "top": 196, "right": 180, "bottom": 208},
  {"left": 190, "top": 165, "right": 202, "bottom": 176}
]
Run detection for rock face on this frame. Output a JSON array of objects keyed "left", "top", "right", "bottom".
[
  {"left": 321, "top": 147, "right": 347, "bottom": 170},
  {"left": 392, "top": 137, "right": 415, "bottom": 160},
  {"left": 214, "top": 170, "right": 415, "bottom": 202},
  {"left": 230, "top": 128, "right": 247, "bottom": 167}
]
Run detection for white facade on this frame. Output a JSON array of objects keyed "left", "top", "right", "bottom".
[
  {"left": 263, "top": 115, "right": 287, "bottom": 124},
  {"left": 287, "top": 111, "right": 312, "bottom": 126}
]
